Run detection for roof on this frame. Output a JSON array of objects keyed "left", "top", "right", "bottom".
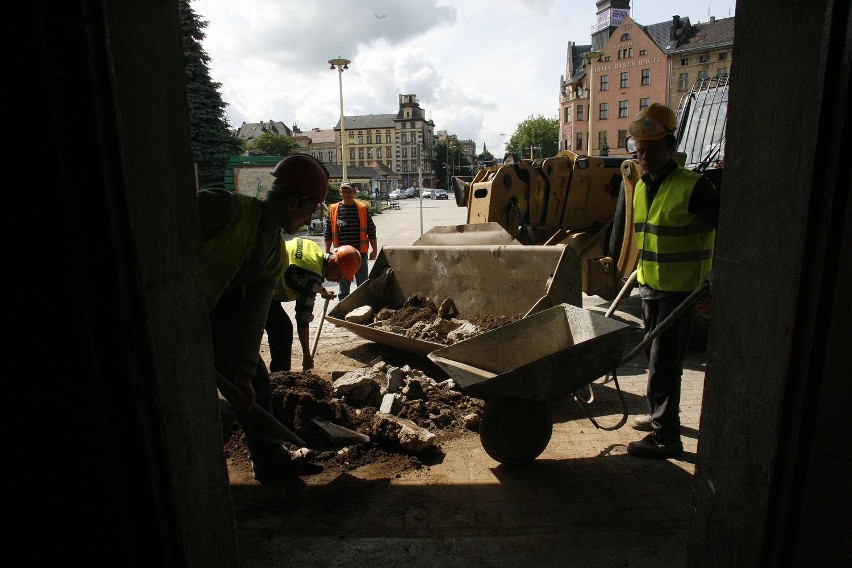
[
  {"left": 643, "top": 17, "right": 691, "bottom": 52},
  {"left": 673, "top": 17, "right": 736, "bottom": 53},
  {"left": 233, "top": 120, "right": 292, "bottom": 141},
  {"left": 334, "top": 114, "right": 396, "bottom": 130},
  {"left": 299, "top": 128, "right": 336, "bottom": 143},
  {"left": 324, "top": 162, "right": 400, "bottom": 180}
]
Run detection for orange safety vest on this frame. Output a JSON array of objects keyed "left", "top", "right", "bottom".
[{"left": 328, "top": 201, "right": 369, "bottom": 253}]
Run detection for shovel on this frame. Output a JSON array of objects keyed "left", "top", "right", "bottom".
[
  {"left": 216, "top": 371, "right": 309, "bottom": 448},
  {"left": 308, "top": 296, "right": 330, "bottom": 362}
]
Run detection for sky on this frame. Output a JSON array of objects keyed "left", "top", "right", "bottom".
[{"left": 192, "top": 0, "right": 736, "bottom": 156}]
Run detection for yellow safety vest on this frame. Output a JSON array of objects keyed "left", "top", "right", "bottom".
[
  {"left": 201, "top": 193, "right": 283, "bottom": 311},
  {"left": 274, "top": 237, "right": 326, "bottom": 301},
  {"left": 633, "top": 168, "right": 715, "bottom": 291}
]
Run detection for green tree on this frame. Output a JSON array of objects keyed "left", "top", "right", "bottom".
[
  {"left": 245, "top": 131, "right": 299, "bottom": 156},
  {"left": 505, "top": 115, "right": 559, "bottom": 159},
  {"left": 477, "top": 145, "right": 495, "bottom": 166},
  {"left": 179, "top": 0, "right": 243, "bottom": 189}
]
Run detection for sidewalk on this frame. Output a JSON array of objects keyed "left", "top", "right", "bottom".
[{"left": 250, "top": 198, "right": 706, "bottom": 567}]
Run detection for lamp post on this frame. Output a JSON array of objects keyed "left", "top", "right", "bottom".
[
  {"left": 329, "top": 57, "right": 351, "bottom": 182},
  {"left": 582, "top": 51, "right": 604, "bottom": 156}
]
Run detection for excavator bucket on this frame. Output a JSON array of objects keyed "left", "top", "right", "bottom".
[{"left": 326, "top": 243, "right": 582, "bottom": 356}]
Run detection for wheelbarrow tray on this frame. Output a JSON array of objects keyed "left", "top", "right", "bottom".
[{"left": 428, "top": 303, "right": 630, "bottom": 401}]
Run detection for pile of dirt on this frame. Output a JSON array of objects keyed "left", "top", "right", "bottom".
[
  {"left": 366, "top": 295, "right": 523, "bottom": 345},
  {"left": 223, "top": 359, "right": 486, "bottom": 477}
]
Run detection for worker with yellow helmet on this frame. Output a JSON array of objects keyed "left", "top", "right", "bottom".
[{"left": 626, "top": 103, "right": 720, "bottom": 459}]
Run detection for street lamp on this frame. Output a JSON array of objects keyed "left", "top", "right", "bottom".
[
  {"left": 582, "top": 51, "right": 604, "bottom": 156},
  {"left": 329, "top": 57, "right": 351, "bottom": 181}
]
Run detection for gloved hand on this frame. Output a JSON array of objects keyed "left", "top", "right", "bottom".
[{"left": 695, "top": 270, "right": 714, "bottom": 319}]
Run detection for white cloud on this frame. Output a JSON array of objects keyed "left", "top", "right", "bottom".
[{"left": 192, "top": 0, "right": 736, "bottom": 154}]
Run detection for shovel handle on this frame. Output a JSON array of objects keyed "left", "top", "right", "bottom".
[{"left": 310, "top": 297, "right": 331, "bottom": 359}]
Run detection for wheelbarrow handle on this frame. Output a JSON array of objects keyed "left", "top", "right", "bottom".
[{"left": 619, "top": 281, "right": 711, "bottom": 366}]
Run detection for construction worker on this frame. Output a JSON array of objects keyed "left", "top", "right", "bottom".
[
  {"left": 627, "top": 103, "right": 720, "bottom": 459},
  {"left": 266, "top": 238, "right": 361, "bottom": 373},
  {"left": 198, "top": 154, "right": 329, "bottom": 484},
  {"left": 324, "top": 182, "right": 378, "bottom": 301}
]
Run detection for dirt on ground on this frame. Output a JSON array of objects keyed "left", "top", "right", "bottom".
[{"left": 223, "top": 297, "right": 523, "bottom": 483}]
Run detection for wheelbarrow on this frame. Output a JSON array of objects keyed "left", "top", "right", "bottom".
[{"left": 427, "top": 281, "right": 710, "bottom": 465}]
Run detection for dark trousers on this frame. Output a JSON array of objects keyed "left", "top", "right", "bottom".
[
  {"left": 337, "top": 251, "right": 369, "bottom": 300},
  {"left": 210, "top": 295, "right": 282, "bottom": 464},
  {"left": 641, "top": 292, "right": 693, "bottom": 441},
  {"left": 265, "top": 300, "right": 293, "bottom": 372}
]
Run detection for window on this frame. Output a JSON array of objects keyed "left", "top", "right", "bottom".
[
  {"left": 358, "top": 148, "right": 364, "bottom": 159},
  {"left": 698, "top": 69, "right": 709, "bottom": 80},
  {"left": 604, "top": 56, "right": 611, "bottom": 62},
  {"left": 619, "top": 100, "right": 628, "bottom": 118},
  {"left": 719, "top": 51, "right": 728, "bottom": 60},
  {"left": 357, "top": 135, "right": 363, "bottom": 144},
  {"left": 618, "top": 48, "right": 633, "bottom": 59},
  {"left": 639, "top": 49, "right": 647, "bottom": 56},
  {"left": 681, "top": 57, "right": 689, "bottom": 66},
  {"left": 412, "top": 147, "right": 417, "bottom": 157},
  {"left": 564, "top": 107, "right": 571, "bottom": 122},
  {"left": 385, "top": 134, "right": 391, "bottom": 143},
  {"left": 640, "top": 97, "right": 649, "bottom": 110},
  {"left": 620, "top": 33, "right": 631, "bottom": 41},
  {"left": 366, "top": 134, "right": 372, "bottom": 144},
  {"left": 386, "top": 146, "right": 391, "bottom": 157},
  {"left": 599, "top": 102, "right": 608, "bottom": 120},
  {"left": 699, "top": 54, "right": 709, "bottom": 63},
  {"left": 377, "top": 148, "right": 382, "bottom": 159},
  {"left": 577, "top": 104, "right": 584, "bottom": 121},
  {"left": 679, "top": 72, "right": 689, "bottom": 91},
  {"left": 600, "top": 75, "right": 608, "bottom": 91},
  {"left": 641, "top": 68, "right": 650, "bottom": 85},
  {"left": 401, "top": 148, "right": 408, "bottom": 158},
  {"left": 367, "top": 148, "right": 373, "bottom": 159},
  {"left": 620, "top": 72, "right": 629, "bottom": 88},
  {"left": 401, "top": 133, "right": 407, "bottom": 143},
  {"left": 349, "top": 149, "right": 355, "bottom": 160},
  {"left": 576, "top": 132, "right": 583, "bottom": 150},
  {"left": 327, "top": 151, "right": 333, "bottom": 162},
  {"left": 618, "top": 129, "right": 627, "bottom": 148},
  {"left": 718, "top": 67, "right": 728, "bottom": 76},
  {"left": 598, "top": 131, "right": 608, "bottom": 150}
]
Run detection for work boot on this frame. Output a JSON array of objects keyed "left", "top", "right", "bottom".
[
  {"left": 252, "top": 450, "right": 323, "bottom": 483},
  {"left": 631, "top": 414, "right": 654, "bottom": 431},
  {"left": 627, "top": 432, "right": 683, "bottom": 459}
]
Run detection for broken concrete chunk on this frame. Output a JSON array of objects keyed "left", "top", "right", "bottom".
[
  {"left": 345, "top": 305, "right": 374, "bottom": 324},
  {"left": 384, "top": 366, "right": 405, "bottom": 393},
  {"left": 310, "top": 417, "right": 370, "bottom": 445},
  {"left": 379, "top": 393, "right": 403, "bottom": 415},
  {"left": 332, "top": 367, "right": 382, "bottom": 396},
  {"left": 447, "top": 321, "right": 484, "bottom": 343},
  {"left": 462, "top": 413, "right": 481, "bottom": 430},
  {"left": 375, "top": 414, "right": 440, "bottom": 451}
]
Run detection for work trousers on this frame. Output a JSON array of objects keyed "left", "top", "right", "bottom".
[
  {"left": 265, "top": 300, "right": 293, "bottom": 372},
  {"left": 337, "top": 251, "right": 369, "bottom": 300},
  {"left": 210, "top": 295, "right": 282, "bottom": 464},
  {"left": 641, "top": 291, "right": 693, "bottom": 441}
]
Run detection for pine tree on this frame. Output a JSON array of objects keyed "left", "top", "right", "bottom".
[{"left": 179, "top": 0, "right": 242, "bottom": 189}]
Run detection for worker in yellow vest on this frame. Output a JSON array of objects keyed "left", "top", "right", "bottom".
[
  {"left": 627, "top": 103, "right": 720, "bottom": 459},
  {"left": 266, "top": 238, "right": 360, "bottom": 373},
  {"left": 198, "top": 154, "right": 329, "bottom": 484}
]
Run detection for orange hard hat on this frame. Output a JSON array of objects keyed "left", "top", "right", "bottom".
[
  {"left": 333, "top": 245, "right": 361, "bottom": 282},
  {"left": 628, "top": 103, "right": 677, "bottom": 141},
  {"left": 269, "top": 154, "right": 329, "bottom": 208}
]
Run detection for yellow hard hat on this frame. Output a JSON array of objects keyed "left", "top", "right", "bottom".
[{"left": 628, "top": 103, "right": 677, "bottom": 141}]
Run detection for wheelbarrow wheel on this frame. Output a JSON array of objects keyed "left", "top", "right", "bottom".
[{"left": 479, "top": 396, "right": 552, "bottom": 465}]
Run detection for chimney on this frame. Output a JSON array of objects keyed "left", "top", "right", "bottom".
[
  {"left": 671, "top": 15, "right": 681, "bottom": 40},
  {"left": 710, "top": 16, "right": 716, "bottom": 23}
]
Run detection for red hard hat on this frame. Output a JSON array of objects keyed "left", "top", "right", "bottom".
[
  {"left": 333, "top": 245, "right": 362, "bottom": 282},
  {"left": 270, "top": 154, "right": 329, "bottom": 206}
]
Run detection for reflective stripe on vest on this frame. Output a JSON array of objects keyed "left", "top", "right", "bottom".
[
  {"left": 633, "top": 168, "right": 715, "bottom": 291},
  {"left": 329, "top": 201, "right": 369, "bottom": 253},
  {"left": 276, "top": 237, "right": 326, "bottom": 301}
]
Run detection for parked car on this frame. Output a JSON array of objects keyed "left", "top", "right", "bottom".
[
  {"left": 389, "top": 188, "right": 403, "bottom": 200},
  {"left": 420, "top": 188, "right": 433, "bottom": 199},
  {"left": 433, "top": 188, "right": 448, "bottom": 200},
  {"left": 403, "top": 187, "right": 418, "bottom": 198}
]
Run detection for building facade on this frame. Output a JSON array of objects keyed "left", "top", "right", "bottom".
[{"left": 559, "top": 0, "right": 734, "bottom": 156}]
